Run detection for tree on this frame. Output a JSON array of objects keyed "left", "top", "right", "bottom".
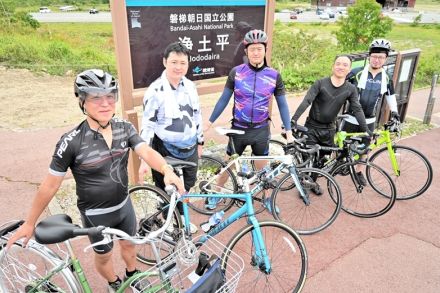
[{"left": 335, "top": 0, "right": 393, "bottom": 52}]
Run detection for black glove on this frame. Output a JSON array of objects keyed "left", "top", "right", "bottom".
[{"left": 390, "top": 111, "right": 400, "bottom": 122}]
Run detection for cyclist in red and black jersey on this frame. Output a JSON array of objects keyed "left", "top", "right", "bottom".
[{"left": 7, "top": 69, "right": 184, "bottom": 292}]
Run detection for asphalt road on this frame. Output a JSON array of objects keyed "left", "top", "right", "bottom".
[{"left": 30, "top": 10, "right": 440, "bottom": 24}]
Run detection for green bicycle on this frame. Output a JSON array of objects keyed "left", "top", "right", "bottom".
[
  {"left": 0, "top": 190, "right": 244, "bottom": 293},
  {"left": 334, "top": 118, "right": 433, "bottom": 200}
]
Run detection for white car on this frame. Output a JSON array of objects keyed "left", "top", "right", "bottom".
[
  {"left": 319, "top": 13, "right": 330, "bottom": 20},
  {"left": 39, "top": 7, "right": 51, "bottom": 13}
]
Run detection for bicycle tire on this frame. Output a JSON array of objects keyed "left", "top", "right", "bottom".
[
  {"left": 368, "top": 145, "right": 433, "bottom": 200},
  {"left": 0, "top": 240, "right": 81, "bottom": 292},
  {"left": 129, "top": 185, "right": 182, "bottom": 265},
  {"left": 221, "top": 220, "right": 307, "bottom": 293},
  {"left": 331, "top": 161, "right": 396, "bottom": 218},
  {"left": 271, "top": 168, "right": 342, "bottom": 234},
  {"left": 188, "top": 155, "right": 237, "bottom": 215}
]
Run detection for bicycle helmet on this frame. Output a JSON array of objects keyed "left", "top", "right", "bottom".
[
  {"left": 74, "top": 69, "right": 118, "bottom": 111},
  {"left": 369, "top": 39, "right": 392, "bottom": 56},
  {"left": 243, "top": 29, "right": 268, "bottom": 47}
]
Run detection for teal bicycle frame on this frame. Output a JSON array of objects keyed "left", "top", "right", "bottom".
[{"left": 178, "top": 154, "right": 308, "bottom": 273}]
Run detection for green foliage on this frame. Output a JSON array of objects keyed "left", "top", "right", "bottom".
[
  {"left": 411, "top": 14, "right": 422, "bottom": 27},
  {"left": 47, "top": 41, "right": 73, "bottom": 60},
  {"left": 13, "top": 12, "right": 40, "bottom": 29},
  {"left": 272, "top": 22, "right": 338, "bottom": 91},
  {"left": 335, "top": 0, "right": 393, "bottom": 51},
  {"left": 0, "top": 23, "right": 115, "bottom": 76}
]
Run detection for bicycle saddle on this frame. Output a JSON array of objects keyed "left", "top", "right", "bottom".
[
  {"left": 165, "top": 156, "right": 197, "bottom": 168},
  {"left": 35, "top": 214, "right": 80, "bottom": 244},
  {"left": 215, "top": 127, "right": 245, "bottom": 136}
]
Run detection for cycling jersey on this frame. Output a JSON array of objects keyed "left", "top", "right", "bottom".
[
  {"left": 49, "top": 118, "right": 145, "bottom": 213},
  {"left": 291, "top": 77, "right": 367, "bottom": 130},
  {"left": 225, "top": 63, "right": 286, "bottom": 128},
  {"left": 346, "top": 66, "right": 395, "bottom": 118}
]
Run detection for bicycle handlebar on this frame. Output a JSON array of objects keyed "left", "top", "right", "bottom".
[{"left": 6, "top": 186, "right": 178, "bottom": 252}]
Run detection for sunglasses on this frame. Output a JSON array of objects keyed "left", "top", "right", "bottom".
[{"left": 86, "top": 93, "right": 118, "bottom": 105}]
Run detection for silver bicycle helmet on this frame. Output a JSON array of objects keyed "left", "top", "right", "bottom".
[
  {"left": 74, "top": 69, "right": 118, "bottom": 111},
  {"left": 243, "top": 29, "right": 268, "bottom": 47},
  {"left": 369, "top": 39, "right": 392, "bottom": 55}
]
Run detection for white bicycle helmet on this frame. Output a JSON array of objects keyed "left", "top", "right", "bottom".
[{"left": 369, "top": 39, "right": 392, "bottom": 55}]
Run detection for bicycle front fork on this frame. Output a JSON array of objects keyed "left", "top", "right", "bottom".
[
  {"left": 248, "top": 217, "right": 272, "bottom": 274},
  {"left": 288, "top": 166, "right": 310, "bottom": 205}
]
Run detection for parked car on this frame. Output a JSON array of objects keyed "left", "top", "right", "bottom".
[
  {"left": 325, "top": 9, "right": 335, "bottom": 18},
  {"left": 89, "top": 8, "right": 99, "bottom": 14},
  {"left": 316, "top": 8, "right": 324, "bottom": 15},
  {"left": 293, "top": 8, "right": 304, "bottom": 14},
  {"left": 319, "top": 13, "right": 330, "bottom": 20},
  {"left": 290, "top": 12, "right": 298, "bottom": 19},
  {"left": 39, "top": 7, "right": 51, "bottom": 13}
]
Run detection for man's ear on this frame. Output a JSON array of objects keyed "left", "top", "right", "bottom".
[{"left": 163, "top": 58, "right": 167, "bottom": 67}]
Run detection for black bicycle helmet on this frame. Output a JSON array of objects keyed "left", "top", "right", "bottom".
[
  {"left": 369, "top": 38, "right": 392, "bottom": 56},
  {"left": 243, "top": 29, "right": 268, "bottom": 47}
]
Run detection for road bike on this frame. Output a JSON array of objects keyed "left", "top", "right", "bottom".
[
  {"left": 187, "top": 127, "right": 342, "bottom": 235},
  {"left": 275, "top": 123, "right": 397, "bottom": 218},
  {"left": 271, "top": 117, "right": 432, "bottom": 200},
  {"left": 129, "top": 167, "right": 309, "bottom": 292}
]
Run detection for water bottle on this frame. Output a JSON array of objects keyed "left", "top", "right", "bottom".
[
  {"left": 200, "top": 211, "right": 224, "bottom": 233},
  {"left": 241, "top": 162, "right": 249, "bottom": 173}
]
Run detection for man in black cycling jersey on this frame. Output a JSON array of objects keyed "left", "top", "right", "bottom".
[
  {"left": 6, "top": 69, "right": 184, "bottom": 292},
  {"left": 291, "top": 55, "right": 371, "bottom": 192}
]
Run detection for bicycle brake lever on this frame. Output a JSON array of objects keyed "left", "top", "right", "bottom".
[{"left": 83, "top": 234, "right": 112, "bottom": 252}]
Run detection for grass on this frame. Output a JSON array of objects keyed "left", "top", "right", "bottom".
[
  {"left": 0, "top": 23, "right": 116, "bottom": 75},
  {"left": 414, "top": 0, "right": 440, "bottom": 12},
  {"left": 401, "top": 117, "right": 435, "bottom": 137},
  {"left": 275, "top": 0, "right": 311, "bottom": 12}
]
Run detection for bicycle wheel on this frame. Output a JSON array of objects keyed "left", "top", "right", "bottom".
[
  {"left": 222, "top": 220, "right": 307, "bottom": 293},
  {"left": 0, "top": 240, "right": 81, "bottom": 292},
  {"left": 368, "top": 145, "right": 433, "bottom": 200},
  {"left": 271, "top": 168, "right": 342, "bottom": 234},
  {"left": 129, "top": 185, "right": 182, "bottom": 265},
  {"left": 331, "top": 161, "right": 396, "bottom": 218},
  {"left": 188, "top": 155, "right": 238, "bottom": 215}
]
